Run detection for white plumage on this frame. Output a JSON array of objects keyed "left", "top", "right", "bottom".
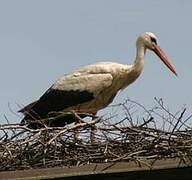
[
  {"left": 53, "top": 62, "right": 137, "bottom": 114},
  {"left": 19, "top": 32, "right": 177, "bottom": 127}
]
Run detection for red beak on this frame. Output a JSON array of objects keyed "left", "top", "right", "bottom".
[{"left": 153, "top": 45, "right": 177, "bottom": 76}]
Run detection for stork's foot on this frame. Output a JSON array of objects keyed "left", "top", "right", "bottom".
[
  {"left": 74, "top": 130, "right": 80, "bottom": 142},
  {"left": 90, "top": 125, "right": 97, "bottom": 144}
]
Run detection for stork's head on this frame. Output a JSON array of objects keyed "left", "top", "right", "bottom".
[
  {"left": 139, "top": 32, "right": 158, "bottom": 50},
  {"left": 137, "top": 32, "right": 177, "bottom": 76}
]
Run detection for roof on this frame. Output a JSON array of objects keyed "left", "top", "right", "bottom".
[{"left": 0, "top": 158, "right": 192, "bottom": 180}]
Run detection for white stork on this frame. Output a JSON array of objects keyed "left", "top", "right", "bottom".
[{"left": 19, "top": 32, "right": 177, "bottom": 128}]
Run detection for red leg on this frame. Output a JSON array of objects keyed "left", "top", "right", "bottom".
[
  {"left": 74, "top": 122, "right": 79, "bottom": 141},
  {"left": 90, "top": 112, "right": 97, "bottom": 144}
]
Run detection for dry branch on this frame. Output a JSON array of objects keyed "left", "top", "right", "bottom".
[{"left": 0, "top": 98, "right": 192, "bottom": 171}]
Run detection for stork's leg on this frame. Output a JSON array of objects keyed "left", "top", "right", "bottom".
[
  {"left": 90, "top": 113, "right": 97, "bottom": 144},
  {"left": 74, "top": 122, "right": 79, "bottom": 141},
  {"left": 73, "top": 111, "right": 86, "bottom": 141},
  {"left": 90, "top": 125, "right": 97, "bottom": 144},
  {"left": 73, "top": 111, "right": 81, "bottom": 141}
]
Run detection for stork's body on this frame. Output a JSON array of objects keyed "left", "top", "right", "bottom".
[
  {"left": 20, "top": 62, "right": 142, "bottom": 121},
  {"left": 56, "top": 62, "right": 142, "bottom": 113},
  {"left": 20, "top": 32, "right": 177, "bottom": 126}
]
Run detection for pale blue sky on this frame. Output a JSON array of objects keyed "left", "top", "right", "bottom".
[{"left": 0, "top": 0, "right": 192, "bottom": 123}]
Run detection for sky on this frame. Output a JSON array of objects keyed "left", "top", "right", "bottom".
[{"left": 0, "top": 0, "right": 192, "bottom": 123}]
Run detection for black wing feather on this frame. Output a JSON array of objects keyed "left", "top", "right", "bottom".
[{"left": 22, "top": 88, "right": 94, "bottom": 121}]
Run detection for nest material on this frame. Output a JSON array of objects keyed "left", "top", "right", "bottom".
[{"left": 0, "top": 98, "right": 192, "bottom": 171}]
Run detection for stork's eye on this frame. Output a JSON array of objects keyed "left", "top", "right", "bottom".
[{"left": 150, "top": 37, "right": 157, "bottom": 45}]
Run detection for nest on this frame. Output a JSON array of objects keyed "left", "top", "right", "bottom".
[{"left": 0, "top": 98, "right": 192, "bottom": 171}]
